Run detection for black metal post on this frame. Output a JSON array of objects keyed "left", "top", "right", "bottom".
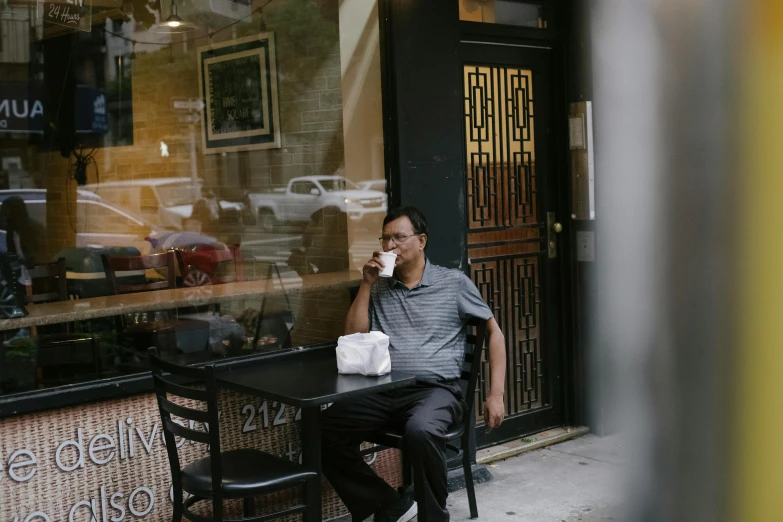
[{"left": 301, "top": 406, "right": 323, "bottom": 521}]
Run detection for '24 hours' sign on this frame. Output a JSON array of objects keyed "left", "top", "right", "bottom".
[{"left": 39, "top": 0, "right": 91, "bottom": 32}]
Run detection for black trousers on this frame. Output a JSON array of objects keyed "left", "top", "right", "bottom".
[{"left": 321, "top": 382, "right": 464, "bottom": 522}]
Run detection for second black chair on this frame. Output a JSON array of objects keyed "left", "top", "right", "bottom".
[
  {"left": 149, "top": 349, "right": 319, "bottom": 522},
  {"left": 364, "top": 317, "right": 488, "bottom": 519}
]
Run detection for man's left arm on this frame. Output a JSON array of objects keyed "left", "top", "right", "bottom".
[
  {"left": 457, "top": 273, "right": 507, "bottom": 429},
  {"left": 483, "top": 318, "right": 506, "bottom": 430}
]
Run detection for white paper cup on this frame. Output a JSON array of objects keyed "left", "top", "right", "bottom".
[{"left": 378, "top": 252, "right": 397, "bottom": 278}]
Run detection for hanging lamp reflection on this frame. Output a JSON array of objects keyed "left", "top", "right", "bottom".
[{"left": 154, "top": 0, "right": 197, "bottom": 33}]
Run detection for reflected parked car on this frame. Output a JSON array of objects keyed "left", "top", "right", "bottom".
[
  {"left": 81, "top": 178, "right": 245, "bottom": 230},
  {"left": 0, "top": 194, "right": 219, "bottom": 255},
  {"left": 0, "top": 188, "right": 100, "bottom": 204},
  {"left": 247, "top": 175, "right": 387, "bottom": 230},
  {"left": 356, "top": 179, "right": 387, "bottom": 193}
]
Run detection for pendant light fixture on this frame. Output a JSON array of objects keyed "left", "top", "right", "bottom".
[{"left": 154, "top": 0, "right": 197, "bottom": 33}]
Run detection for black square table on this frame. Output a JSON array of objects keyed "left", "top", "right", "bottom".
[{"left": 217, "top": 350, "right": 416, "bottom": 521}]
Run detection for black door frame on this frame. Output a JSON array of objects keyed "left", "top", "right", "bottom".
[
  {"left": 377, "top": 0, "right": 582, "bottom": 449},
  {"left": 459, "top": 14, "right": 580, "bottom": 431}
]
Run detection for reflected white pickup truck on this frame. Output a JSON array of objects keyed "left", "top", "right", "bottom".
[{"left": 248, "top": 175, "right": 387, "bottom": 229}]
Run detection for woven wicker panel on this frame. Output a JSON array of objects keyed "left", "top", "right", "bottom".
[{"left": 0, "top": 391, "right": 401, "bottom": 521}]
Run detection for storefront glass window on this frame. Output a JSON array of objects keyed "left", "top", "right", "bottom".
[
  {"left": 0, "top": 0, "right": 385, "bottom": 395},
  {"left": 459, "top": 0, "right": 549, "bottom": 29}
]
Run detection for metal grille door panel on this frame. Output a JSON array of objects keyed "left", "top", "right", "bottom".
[{"left": 463, "top": 58, "right": 558, "bottom": 441}]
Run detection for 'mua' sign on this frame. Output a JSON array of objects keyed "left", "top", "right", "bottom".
[{"left": 0, "top": 83, "right": 44, "bottom": 134}]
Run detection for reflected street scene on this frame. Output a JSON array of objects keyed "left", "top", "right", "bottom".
[{"left": 0, "top": 0, "right": 386, "bottom": 393}]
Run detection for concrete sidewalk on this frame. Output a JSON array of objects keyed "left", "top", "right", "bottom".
[{"left": 445, "top": 434, "right": 625, "bottom": 522}]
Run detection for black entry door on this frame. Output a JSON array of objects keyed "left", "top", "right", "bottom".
[{"left": 461, "top": 42, "right": 565, "bottom": 447}]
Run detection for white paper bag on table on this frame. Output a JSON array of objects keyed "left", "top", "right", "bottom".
[{"left": 336, "top": 331, "right": 391, "bottom": 376}]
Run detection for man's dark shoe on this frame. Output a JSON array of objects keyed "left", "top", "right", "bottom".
[{"left": 374, "top": 488, "right": 417, "bottom": 522}]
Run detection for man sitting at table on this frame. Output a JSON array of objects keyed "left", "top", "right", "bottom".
[{"left": 321, "top": 206, "right": 506, "bottom": 522}]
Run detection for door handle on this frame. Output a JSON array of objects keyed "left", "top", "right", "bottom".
[{"left": 547, "top": 212, "right": 561, "bottom": 258}]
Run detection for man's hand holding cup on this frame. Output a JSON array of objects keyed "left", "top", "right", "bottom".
[{"left": 363, "top": 251, "right": 397, "bottom": 285}]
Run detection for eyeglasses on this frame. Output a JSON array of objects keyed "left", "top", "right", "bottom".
[{"left": 378, "top": 233, "right": 422, "bottom": 248}]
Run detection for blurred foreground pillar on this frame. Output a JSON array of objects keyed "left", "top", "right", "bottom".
[
  {"left": 590, "top": 0, "right": 738, "bottom": 520},
  {"left": 732, "top": 1, "right": 783, "bottom": 520}
]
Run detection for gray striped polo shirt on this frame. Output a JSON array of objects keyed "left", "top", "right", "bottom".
[{"left": 368, "top": 258, "right": 493, "bottom": 381}]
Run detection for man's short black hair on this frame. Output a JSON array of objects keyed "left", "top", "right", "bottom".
[{"left": 383, "top": 206, "right": 428, "bottom": 236}]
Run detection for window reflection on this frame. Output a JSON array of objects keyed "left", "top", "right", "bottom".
[
  {"left": 0, "top": 0, "right": 386, "bottom": 395},
  {"left": 319, "top": 178, "right": 359, "bottom": 192},
  {"left": 459, "top": 0, "right": 549, "bottom": 29},
  {"left": 248, "top": 175, "right": 386, "bottom": 229}
]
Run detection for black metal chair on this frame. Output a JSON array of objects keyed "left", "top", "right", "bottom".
[
  {"left": 103, "top": 252, "right": 210, "bottom": 357},
  {"left": 364, "top": 317, "right": 488, "bottom": 519},
  {"left": 25, "top": 258, "right": 103, "bottom": 388},
  {"left": 149, "top": 349, "right": 319, "bottom": 522}
]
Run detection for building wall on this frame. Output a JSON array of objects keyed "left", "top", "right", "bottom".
[{"left": 0, "top": 388, "right": 402, "bottom": 521}]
